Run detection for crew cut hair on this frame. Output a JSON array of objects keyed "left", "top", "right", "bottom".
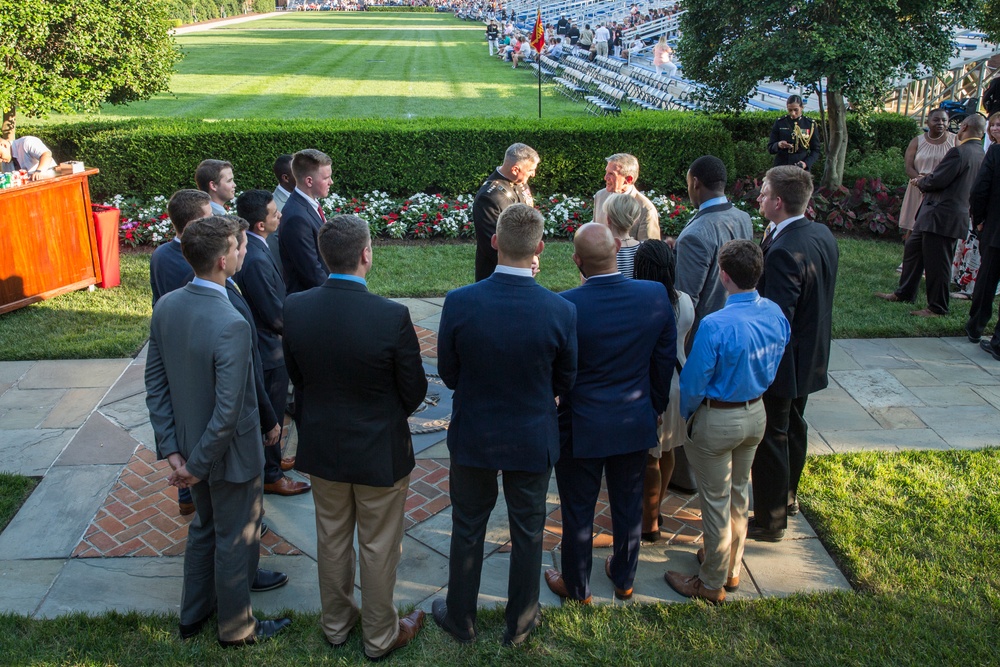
[
  {"left": 503, "top": 143, "right": 540, "bottom": 166},
  {"left": 496, "top": 203, "right": 544, "bottom": 260},
  {"left": 167, "top": 189, "right": 211, "bottom": 235},
  {"left": 292, "top": 148, "right": 332, "bottom": 182},
  {"left": 318, "top": 214, "right": 370, "bottom": 274},
  {"left": 764, "top": 165, "right": 814, "bottom": 215},
  {"left": 688, "top": 155, "right": 727, "bottom": 191},
  {"left": 181, "top": 215, "right": 240, "bottom": 275}
]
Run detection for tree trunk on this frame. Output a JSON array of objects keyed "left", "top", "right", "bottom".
[
  {"left": 821, "top": 83, "right": 847, "bottom": 189},
  {"left": 1, "top": 105, "right": 15, "bottom": 141}
]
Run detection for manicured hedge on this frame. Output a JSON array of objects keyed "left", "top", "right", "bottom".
[
  {"left": 166, "top": 0, "right": 274, "bottom": 24},
  {"left": 22, "top": 112, "right": 916, "bottom": 200}
]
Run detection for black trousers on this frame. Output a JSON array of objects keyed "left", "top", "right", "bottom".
[
  {"left": 263, "top": 365, "right": 289, "bottom": 483},
  {"left": 445, "top": 462, "right": 550, "bottom": 641},
  {"left": 967, "top": 244, "right": 1000, "bottom": 338},
  {"left": 751, "top": 392, "right": 809, "bottom": 532},
  {"left": 895, "top": 229, "right": 958, "bottom": 314}
]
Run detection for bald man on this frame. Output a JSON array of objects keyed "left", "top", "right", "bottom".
[{"left": 545, "top": 223, "right": 676, "bottom": 604}]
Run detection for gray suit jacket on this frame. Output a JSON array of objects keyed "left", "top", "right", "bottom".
[
  {"left": 674, "top": 202, "right": 753, "bottom": 331},
  {"left": 145, "top": 283, "right": 264, "bottom": 484},
  {"left": 272, "top": 186, "right": 290, "bottom": 212}
]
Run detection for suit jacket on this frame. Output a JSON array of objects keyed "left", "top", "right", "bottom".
[
  {"left": 226, "top": 281, "right": 279, "bottom": 434},
  {"left": 145, "top": 283, "right": 264, "bottom": 484},
  {"left": 593, "top": 187, "right": 661, "bottom": 241},
  {"left": 970, "top": 143, "right": 1000, "bottom": 248},
  {"left": 234, "top": 235, "right": 286, "bottom": 371},
  {"left": 558, "top": 274, "right": 676, "bottom": 459},
  {"left": 438, "top": 272, "right": 577, "bottom": 472},
  {"left": 283, "top": 278, "right": 427, "bottom": 486},
  {"left": 272, "top": 186, "right": 290, "bottom": 212},
  {"left": 269, "top": 187, "right": 289, "bottom": 275},
  {"left": 914, "top": 138, "right": 986, "bottom": 240},
  {"left": 149, "top": 240, "right": 194, "bottom": 305},
  {"left": 674, "top": 202, "right": 754, "bottom": 330},
  {"left": 279, "top": 190, "right": 328, "bottom": 294},
  {"left": 472, "top": 170, "right": 533, "bottom": 282},
  {"left": 757, "top": 217, "right": 839, "bottom": 399}
]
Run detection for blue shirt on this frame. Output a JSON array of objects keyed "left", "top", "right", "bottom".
[
  {"left": 328, "top": 273, "right": 366, "bottom": 286},
  {"left": 191, "top": 276, "right": 227, "bottom": 296},
  {"left": 700, "top": 196, "right": 728, "bottom": 210},
  {"left": 679, "top": 290, "right": 790, "bottom": 419}
]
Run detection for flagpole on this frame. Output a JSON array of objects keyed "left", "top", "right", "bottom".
[{"left": 535, "top": 5, "right": 543, "bottom": 118}]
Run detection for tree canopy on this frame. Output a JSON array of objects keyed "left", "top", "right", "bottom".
[
  {"left": 678, "top": 0, "right": 981, "bottom": 187},
  {"left": 0, "top": 0, "right": 180, "bottom": 130}
]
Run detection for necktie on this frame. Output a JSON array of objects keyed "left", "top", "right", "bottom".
[
  {"left": 761, "top": 225, "right": 775, "bottom": 252},
  {"left": 317, "top": 204, "right": 326, "bottom": 223}
]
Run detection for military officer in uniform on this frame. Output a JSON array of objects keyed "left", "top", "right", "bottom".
[
  {"left": 473, "top": 144, "right": 540, "bottom": 282},
  {"left": 768, "top": 95, "right": 821, "bottom": 171}
]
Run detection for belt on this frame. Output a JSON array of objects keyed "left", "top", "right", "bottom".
[{"left": 702, "top": 396, "right": 762, "bottom": 409}]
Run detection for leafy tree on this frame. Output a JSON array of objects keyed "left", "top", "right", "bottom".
[
  {"left": 678, "top": 0, "right": 980, "bottom": 188},
  {"left": 0, "top": 0, "right": 180, "bottom": 137}
]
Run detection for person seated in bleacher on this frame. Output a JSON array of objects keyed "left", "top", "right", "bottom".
[
  {"left": 653, "top": 36, "right": 677, "bottom": 79},
  {"left": 511, "top": 36, "right": 531, "bottom": 69},
  {"left": 547, "top": 38, "right": 565, "bottom": 61}
]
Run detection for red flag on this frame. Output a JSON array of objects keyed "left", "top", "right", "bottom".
[{"left": 530, "top": 9, "right": 544, "bottom": 53}]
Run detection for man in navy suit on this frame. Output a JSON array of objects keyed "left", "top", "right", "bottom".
[
  {"left": 149, "top": 188, "right": 212, "bottom": 516},
  {"left": 234, "top": 190, "right": 310, "bottom": 497},
  {"left": 150, "top": 190, "right": 211, "bottom": 305},
  {"left": 545, "top": 223, "right": 676, "bottom": 603},
  {"left": 279, "top": 149, "right": 333, "bottom": 295},
  {"left": 432, "top": 204, "right": 577, "bottom": 647}
]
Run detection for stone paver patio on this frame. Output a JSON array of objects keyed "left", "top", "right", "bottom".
[{"left": 4, "top": 295, "right": 997, "bottom": 618}]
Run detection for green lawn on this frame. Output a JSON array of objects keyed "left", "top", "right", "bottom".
[
  {"left": 1, "top": 448, "right": 997, "bottom": 664},
  {"left": 0, "top": 238, "right": 990, "bottom": 361},
  {"left": 40, "top": 13, "right": 585, "bottom": 122}
]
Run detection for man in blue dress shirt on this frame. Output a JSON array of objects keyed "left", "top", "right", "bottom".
[{"left": 664, "top": 240, "right": 790, "bottom": 603}]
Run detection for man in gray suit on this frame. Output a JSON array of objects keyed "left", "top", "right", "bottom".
[
  {"left": 675, "top": 155, "right": 754, "bottom": 340},
  {"left": 268, "top": 154, "right": 295, "bottom": 273},
  {"left": 145, "top": 216, "right": 291, "bottom": 647}
]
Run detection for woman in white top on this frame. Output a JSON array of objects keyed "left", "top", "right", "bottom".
[
  {"left": 634, "top": 240, "right": 694, "bottom": 542},
  {"left": 604, "top": 193, "right": 643, "bottom": 279}
]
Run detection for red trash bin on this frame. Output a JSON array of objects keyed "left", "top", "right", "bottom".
[{"left": 92, "top": 205, "right": 121, "bottom": 288}]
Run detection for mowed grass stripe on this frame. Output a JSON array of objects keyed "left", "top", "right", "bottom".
[{"left": 47, "top": 13, "right": 587, "bottom": 121}]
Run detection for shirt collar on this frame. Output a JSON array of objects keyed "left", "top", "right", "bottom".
[
  {"left": 700, "top": 195, "right": 728, "bottom": 210},
  {"left": 294, "top": 187, "right": 319, "bottom": 210},
  {"left": 172, "top": 236, "right": 182, "bottom": 244},
  {"left": 191, "top": 277, "right": 227, "bottom": 296},
  {"left": 771, "top": 214, "right": 805, "bottom": 240},
  {"left": 584, "top": 272, "right": 622, "bottom": 281},
  {"left": 276, "top": 184, "right": 291, "bottom": 197},
  {"left": 329, "top": 273, "right": 367, "bottom": 286},
  {"left": 494, "top": 265, "right": 533, "bottom": 278},
  {"left": 725, "top": 290, "right": 760, "bottom": 305},
  {"left": 247, "top": 231, "right": 266, "bottom": 245}
]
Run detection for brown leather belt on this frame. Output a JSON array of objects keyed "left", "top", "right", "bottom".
[{"left": 703, "top": 396, "right": 762, "bottom": 409}]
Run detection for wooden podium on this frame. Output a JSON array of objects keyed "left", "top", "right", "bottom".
[{"left": 0, "top": 169, "right": 103, "bottom": 315}]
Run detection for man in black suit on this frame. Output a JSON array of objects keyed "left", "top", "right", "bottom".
[
  {"left": 433, "top": 203, "right": 577, "bottom": 646},
  {"left": 150, "top": 190, "right": 211, "bottom": 305},
  {"left": 967, "top": 142, "right": 1000, "bottom": 356},
  {"left": 234, "top": 190, "right": 310, "bottom": 497},
  {"left": 282, "top": 215, "right": 427, "bottom": 661},
  {"left": 279, "top": 148, "right": 333, "bottom": 295},
  {"left": 472, "top": 143, "right": 539, "bottom": 282},
  {"left": 877, "top": 115, "right": 986, "bottom": 316},
  {"left": 749, "top": 166, "right": 839, "bottom": 541}
]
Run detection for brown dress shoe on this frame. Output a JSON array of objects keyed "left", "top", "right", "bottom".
[
  {"left": 544, "top": 569, "right": 591, "bottom": 604},
  {"left": 178, "top": 501, "right": 195, "bottom": 516},
  {"left": 604, "top": 555, "right": 633, "bottom": 600},
  {"left": 279, "top": 457, "right": 296, "bottom": 472},
  {"left": 367, "top": 610, "right": 425, "bottom": 661},
  {"left": 874, "top": 292, "right": 902, "bottom": 302},
  {"left": 910, "top": 308, "right": 943, "bottom": 318},
  {"left": 663, "top": 570, "right": 725, "bottom": 603},
  {"left": 696, "top": 547, "right": 739, "bottom": 592},
  {"left": 263, "top": 476, "right": 311, "bottom": 496}
]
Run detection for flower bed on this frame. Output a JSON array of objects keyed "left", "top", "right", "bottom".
[{"left": 107, "top": 190, "right": 727, "bottom": 247}]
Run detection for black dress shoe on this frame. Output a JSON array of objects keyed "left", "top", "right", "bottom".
[
  {"left": 746, "top": 519, "right": 784, "bottom": 542},
  {"left": 787, "top": 499, "right": 799, "bottom": 516},
  {"left": 179, "top": 609, "right": 215, "bottom": 639},
  {"left": 965, "top": 325, "right": 982, "bottom": 343},
  {"left": 219, "top": 618, "right": 291, "bottom": 647},
  {"left": 431, "top": 598, "right": 475, "bottom": 644},
  {"left": 980, "top": 339, "right": 1000, "bottom": 361},
  {"left": 502, "top": 610, "right": 541, "bottom": 646},
  {"left": 251, "top": 568, "right": 288, "bottom": 592}
]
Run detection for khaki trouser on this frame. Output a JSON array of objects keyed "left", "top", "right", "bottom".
[
  {"left": 312, "top": 475, "right": 409, "bottom": 659},
  {"left": 685, "top": 400, "right": 766, "bottom": 591}
]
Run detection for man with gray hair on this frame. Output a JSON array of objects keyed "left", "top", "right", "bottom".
[
  {"left": 877, "top": 114, "right": 986, "bottom": 317},
  {"left": 593, "top": 153, "right": 660, "bottom": 241},
  {"left": 472, "top": 143, "right": 539, "bottom": 281}
]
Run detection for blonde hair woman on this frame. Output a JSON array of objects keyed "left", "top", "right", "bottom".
[
  {"left": 653, "top": 35, "right": 676, "bottom": 79},
  {"left": 604, "top": 193, "right": 643, "bottom": 278}
]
